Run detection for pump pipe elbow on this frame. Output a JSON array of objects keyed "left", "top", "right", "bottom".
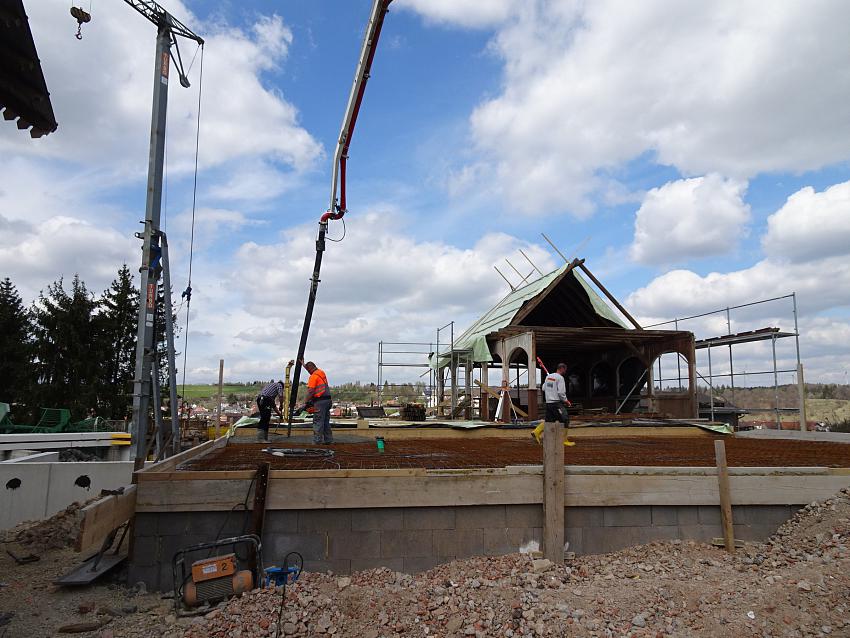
[{"left": 319, "top": 208, "right": 346, "bottom": 223}]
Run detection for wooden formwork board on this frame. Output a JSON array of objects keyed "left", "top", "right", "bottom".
[
  {"left": 134, "top": 465, "right": 850, "bottom": 512},
  {"left": 76, "top": 485, "right": 136, "bottom": 553}
]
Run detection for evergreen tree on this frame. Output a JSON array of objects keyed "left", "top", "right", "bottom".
[
  {"left": 31, "top": 275, "right": 99, "bottom": 417},
  {"left": 96, "top": 265, "right": 139, "bottom": 419},
  {"left": 0, "top": 277, "right": 34, "bottom": 412}
]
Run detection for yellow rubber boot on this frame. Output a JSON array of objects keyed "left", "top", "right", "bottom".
[{"left": 531, "top": 421, "right": 545, "bottom": 444}]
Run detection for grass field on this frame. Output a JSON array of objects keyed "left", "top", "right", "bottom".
[
  {"left": 180, "top": 384, "right": 264, "bottom": 399},
  {"left": 806, "top": 398, "right": 850, "bottom": 423}
]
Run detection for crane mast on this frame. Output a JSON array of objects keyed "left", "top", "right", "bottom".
[
  {"left": 287, "top": 0, "right": 393, "bottom": 431},
  {"left": 126, "top": 0, "right": 203, "bottom": 464}
]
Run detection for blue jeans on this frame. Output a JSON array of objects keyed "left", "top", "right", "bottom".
[{"left": 312, "top": 397, "right": 333, "bottom": 443}]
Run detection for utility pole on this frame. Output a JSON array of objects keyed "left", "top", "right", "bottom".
[{"left": 126, "top": 1, "right": 203, "bottom": 465}]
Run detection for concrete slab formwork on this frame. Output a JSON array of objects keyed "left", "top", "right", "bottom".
[{"left": 127, "top": 434, "right": 850, "bottom": 590}]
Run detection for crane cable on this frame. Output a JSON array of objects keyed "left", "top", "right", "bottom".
[{"left": 179, "top": 43, "right": 204, "bottom": 409}]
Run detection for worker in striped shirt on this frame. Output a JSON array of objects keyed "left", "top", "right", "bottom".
[{"left": 256, "top": 380, "right": 283, "bottom": 442}]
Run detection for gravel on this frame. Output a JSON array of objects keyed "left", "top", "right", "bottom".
[
  {"left": 2, "top": 487, "right": 848, "bottom": 637},
  {"left": 183, "top": 486, "right": 850, "bottom": 638}
]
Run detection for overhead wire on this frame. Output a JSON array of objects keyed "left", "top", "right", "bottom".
[{"left": 179, "top": 43, "right": 204, "bottom": 406}]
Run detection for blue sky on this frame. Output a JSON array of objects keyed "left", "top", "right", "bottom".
[{"left": 2, "top": 0, "right": 850, "bottom": 386}]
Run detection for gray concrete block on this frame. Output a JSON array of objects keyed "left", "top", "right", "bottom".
[
  {"left": 565, "top": 528, "right": 582, "bottom": 555},
  {"left": 134, "top": 513, "right": 159, "bottom": 537},
  {"left": 127, "top": 563, "right": 160, "bottom": 592},
  {"left": 350, "top": 557, "right": 404, "bottom": 573},
  {"left": 263, "top": 510, "right": 300, "bottom": 534},
  {"left": 433, "top": 529, "right": 483, "bottom": 559},
  {"left": 380, "top": 530, "right": 433, "bottom": 558},
  {"left": 403, "top": 507, "right": 455, "bottom": 531},
  {"left": 603, "top": 506, "right": 651, "bottom": 528},
  {"left": 582, "top": 526, "right": 677, "bottom": 555},
  {"left": 303, "top": 559, "right": 350, "bottom": 575},
  {"left": 733, "top": 505, "right": 792, "bottom": 527},
  {"left": 298, "top": 510, "right": 351, "bottom": 533},
  {"left": 403, "top": 556, "right": 450, "bottom": 574},
  {"left": 158, "top": 513, "right": 192, "bottom": 536},
  {"left": 566, "top": 506, "right": 603, "bottom": 528},
  {"left": 651, "top": 505, "right": 679, "bottom": 526},
  {"left": 159, "top": 534, "right": 190, "bottom": 565},
  {"left": 352, "top": 508, "right": 404, "bottom": 531},
  {"left": 506, "top": 504, "right": 543, "bottom": 528},
  {"left": 697, "top": 506, "right": 722, "bottom": 526},
  {"left": 677, "top": 506, "right": 700, "bottom": 525},
  {"left": 186, "top": 512, "right": 246, "bottom": 540},
  {"left": 131, "top": 535, "right": 159, "bottom": 567},
  {"left": 455, "top": 505, "right": 505, "bottom": 529},
  {"left": 482, "top": 527, "right": 542, "bottom": 556},
  {"left": 678, "top": 524, "right": 723, "bottom": 542},
  {"left": 158, "top": 562, "right": 176, "bottom": 592},
  {"left": 328, "top": 531, "right": 380, "bottom": 559},
  {"left": 733, "top": 524, "right": 780, "bottom": 542},
  {"left": 263, "top": 533, "right": 326, "bottom": 562}
]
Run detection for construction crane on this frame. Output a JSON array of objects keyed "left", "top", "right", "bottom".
[
  {"left": 116, "top": 1, "right": 204, "bottom": 464},
  {"left": 287, "top": 0, "right": 393, "bottom": 432}
]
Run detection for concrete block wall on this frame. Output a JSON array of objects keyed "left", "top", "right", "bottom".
[
  {"left": 564, "top": 504, "right": 799, "bottom": 555},
  {"left": 128, "top": 503, "right": 799, "bottom": 591}
]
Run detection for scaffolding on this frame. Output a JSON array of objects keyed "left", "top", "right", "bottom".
[
  {"left": 646, "top": 293, "right": 805, "bottom": 431},
  {"left": 376, "top": 341, "right": 434, "bottom": 408}
]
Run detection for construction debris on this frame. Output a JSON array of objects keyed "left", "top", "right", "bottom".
[
  {"left": 183, "top": 487, "right": 850, "bottom": 638},
  {"left": 2, "top": 499, "right": 91, "bottom": 551}
]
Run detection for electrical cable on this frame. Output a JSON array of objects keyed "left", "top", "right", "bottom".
[
  {"left": 325, "top": 217, "right": 346, "bottom": 243},
  {"left": 262, "top": 447, "right": 335, "bottom": 459},
  {"left": 179, "top": 44, "right": 204, "bottom": 407},
  {"left": 276, "top": 551, "right": 303, "bottom": 634}
]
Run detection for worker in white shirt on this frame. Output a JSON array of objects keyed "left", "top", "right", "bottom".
[{"left": 533, "top": 362, "right": 575, "bottom": 446}]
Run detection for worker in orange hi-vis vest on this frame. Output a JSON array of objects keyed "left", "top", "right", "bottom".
[{"left": 304, "top": 360, "right": 333, "bottom": 444}]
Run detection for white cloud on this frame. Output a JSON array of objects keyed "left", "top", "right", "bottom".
[
  {"left": 762, "top": 180, "right": 850, "bottom": 264},
  {"left": 630, "top": 174, "right": 749, "bottom": 265},
  {"left": 175, "top": 209, "right": 557, "bottom": 382},
  {"left": 626, "top": 178, "right": 850, "bottom": 383},
  {"left": 406, "top": 1, "right": 850, "bottom": 215},
  {"left": 0, "top": 2, "right": 320, "bottom": 178},
  {"left": 395, "top": 0, "right": 516, "bottom": 28},
  {"left": 0, "top": 215, "right": 137, "bottom": 300}
]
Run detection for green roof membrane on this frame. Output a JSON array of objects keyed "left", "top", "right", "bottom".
[{"left": 431, "top": 264, "right": 630, "bottom": 368}]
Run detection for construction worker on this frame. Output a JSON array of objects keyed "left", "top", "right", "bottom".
[
  {"left": 304, "top": 360, "right": 333, "bottom": 444},
  {"left": 534, "top": 362, "right": 576, "bottom": 446},
  {"left": 256, "top": 380, "right": 283, "bottom": 442}
]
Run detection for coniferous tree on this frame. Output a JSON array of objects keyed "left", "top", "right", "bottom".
[
  {"left": 0, "top": 277, "right": 35, "bottom": 413},
  {"left": 96, "top": 265, "right": 139, "bottom": 419},
  {"left": 31, "top": 275, "right": 99, "bottom": 417}
]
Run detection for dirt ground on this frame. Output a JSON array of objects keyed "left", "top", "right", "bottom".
[
  {"left": 1, "top": 487, "right": 848, "bottom": 637},
  {"left": 180, "top": 436, "right": 850, "bottom": 471}
]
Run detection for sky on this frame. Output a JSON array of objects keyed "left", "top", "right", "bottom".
[{"left": 2, "top": 0, "right": 849, "bottom": 387}]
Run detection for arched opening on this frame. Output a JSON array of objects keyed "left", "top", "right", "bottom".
[
  {"left": 617, "top": 357, "right": 648, "bottom": 412},
  {"left": 651, "top": 352, "right": 691, "bottom": 393},
  {"left": 566, "top": 367, "right": 586, "bottom": 398},
  {"left": 590, "top": 362, "right": 614, "bottom": 397}
]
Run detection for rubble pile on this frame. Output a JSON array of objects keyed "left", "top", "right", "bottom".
[
  {"left": 184, "top": 488, "right": 850, "bottom": 638},
  {"left": 2, "top": 500, "right": 89, "bottom": 550}
]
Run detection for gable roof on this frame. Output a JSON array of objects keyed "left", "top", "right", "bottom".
[{"left": 432, "top": 262, "right": 630, "bottom": 366}]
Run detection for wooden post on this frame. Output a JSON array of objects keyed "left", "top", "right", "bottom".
[
  {"left": 216, "top": 359, "right": 224, "bottom": 439},
  {"left": 714, "top": 440, "right": 735, "bottom": 553},
  {"left": 797, "top": 363, "right": 807, "bottom": 431},
  {"left": 543, "top": 420, "right": 565, "bottom": 564},
  {"left": 249, "top": 462, "right": 270, "bottom": 570},
  {"left": 480, "top": 365, "right": 490, "bottom": 421}
]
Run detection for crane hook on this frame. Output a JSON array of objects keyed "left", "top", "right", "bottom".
[{"left": 70, "top": 6, "right": 91, "bottom": 40}]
